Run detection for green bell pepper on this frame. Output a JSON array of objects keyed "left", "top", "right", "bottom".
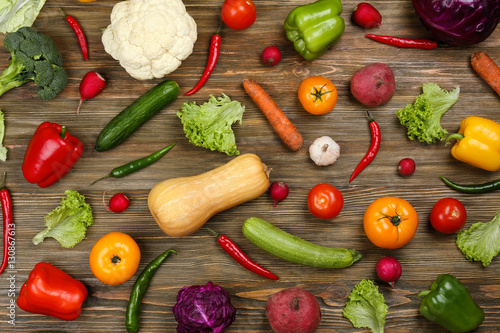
[
  {"left": 284, "top": 0, "right": 345, "bottom": 61},
  {"left": 418, "top": 274, "right": 484, "bottom": 333}
]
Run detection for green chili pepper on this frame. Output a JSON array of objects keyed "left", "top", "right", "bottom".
[
  {"left": 284, "top": 0, "right": 345, "bottom": 61},
  {"left": 440, "top": 175, "right": 500, "bottom": 194},
  {"left": 91, "top": 142, "right": 175, "bottom": 185},
  {"left": 418, "top": 274, "right": 484, "bottom": 333},
  {"left": 125, "top": 249, "right": 177, "bottom": 333}
]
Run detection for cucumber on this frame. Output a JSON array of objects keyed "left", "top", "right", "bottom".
[
  {"left": 242, "top": 217, "right": 362, "bottom": 268},
  {"left": 95, "top": 80, "right": 180, "bottom": 152}
]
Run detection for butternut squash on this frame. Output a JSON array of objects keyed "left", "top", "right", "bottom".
[{"left": 148, "top": 153, "right": 270, "bottom": 237}]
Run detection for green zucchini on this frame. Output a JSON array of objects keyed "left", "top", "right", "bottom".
[
  {"left": 242, "top": 217, "right": 362, "bottom": 268},
  {"left": 95, "top": 80, "right": 180, "bottom": 152}
]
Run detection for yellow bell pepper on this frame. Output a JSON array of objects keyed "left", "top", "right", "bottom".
[{"left": 447, "top": 116, "right": 500, "bottom": 171}]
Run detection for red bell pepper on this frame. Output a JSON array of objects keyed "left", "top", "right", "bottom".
[
  {"left": 17, "top": 262, "right": 87, "bottom": 321},
  {"left": 22, "top": 122, "right": 83, "bottom": 188}
]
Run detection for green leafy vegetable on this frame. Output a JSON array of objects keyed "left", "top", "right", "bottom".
[
  {"left": 396, "top": 83, "right": 459, "bottom": 144},
  {"left": 343, "top": 279, "right": 388, "bottom": 333},
  {"left": 0, "top": 109, "right": 7, "bottom": 161},
  {"left": 32, "top": 190, "right": 94, "bottom": 248},
  {"left": 0, "top": 0, "right": 46, "bottom": 34},
  {"left": 456, "top": 211, "right": 500, "bottom": 267},
  {"left": 177, "top": 93, "right": 245, "bottom": 156},
  {"left": 0, "top": 26, "right": 68, "bottom": 100}
]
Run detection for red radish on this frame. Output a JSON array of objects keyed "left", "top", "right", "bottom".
[
  {"left": 352, "top": 3, "right": 382, "bottom": 28},
  {"left": 398, "top": 158, "right": 416, "bottom": 176},
  {"left": 262, "top": 45, "right": 282, "bottom": 66},
  {"left": 269, "top": 181, "right": 289, "bottom": 207},
  {"left": 77, "top": 71, "right": 106, "bottom": 115},
  {"left": 103, "top": 191, "right": 130, "bottom": 213},
  {"left": 376, "top": 256, "right": 402, "bottom": 288}
]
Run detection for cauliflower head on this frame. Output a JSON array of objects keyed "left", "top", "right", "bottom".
[{"left": 102, "top": 0, "right": 197, "bottom": 80}]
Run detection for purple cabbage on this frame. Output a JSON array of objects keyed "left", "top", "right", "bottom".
[
  {"left": 172, "top": 281, "right": 236, "bottom": 333},
  {"left": 412, "top": 0, "right": 500, "bottom": 46}
]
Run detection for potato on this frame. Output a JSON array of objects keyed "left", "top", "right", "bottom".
[
  {"left": 350, "top": 62, "right": 395, "bottom": 107},
  {"left": 266, "top": 287, "right": 321, "bottom": 333}
]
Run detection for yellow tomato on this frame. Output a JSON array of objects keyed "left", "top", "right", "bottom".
[
  {"left": 89, "top": 232, "right": 141, "bottom": 285},
  {"left": 298, "top": 76, "right": 338, "bottom": 115},
  {"left": 363, "top": 196, "right": 419, "bottom": 249}
]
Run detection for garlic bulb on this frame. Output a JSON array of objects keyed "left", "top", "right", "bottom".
[{"left": 309, "top": 136, "right": 340, "bottom": 166}]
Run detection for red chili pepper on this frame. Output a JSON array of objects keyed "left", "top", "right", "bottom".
[
  {"left": 22, "top": 122, "right": 84, "bottom": 188},
  {"left": 208, "top": 228, "right": 279, "bottom": 280},
  {"left": 349, "top": 111, "right": 381, "bottom": 183},
  {"left": 0, "top": 173, "right": 12, "bottom": 276},
  {"left": 185, "top": 26, "right": 222, "bottom": 96},
  {"left": 60, "top": 8, "right": 89, "bottom": 60},
  {"left": 365, "top": 34, "right": 439, "bottom": 49}
]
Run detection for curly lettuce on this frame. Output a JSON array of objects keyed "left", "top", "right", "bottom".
[
  {"left": 32, "top": 190, "right": 94, "bottom": 248},
  {"left": 177, "top": 94, "right": 245, "bottom": 156},
  {"left": 397, "top": 83, "right": 459, "bottom": 144},
  {"left": 457, "top": 211, "right": 500, "bottom": 267},
  {"left": 0, "top": 0, "right": 46, "bottom": 34},
  {"left": 343, "top": 279, "right": 388, "bottom": 333}
]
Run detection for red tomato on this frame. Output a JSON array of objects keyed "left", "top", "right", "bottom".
[
  {"left": 430, "top": 197, "right": 467, "bottom": 234},
  {"left": 221, "top": 0, "right": 257, "bottom": 30},
  {"left": 307, "top": 183, "right": 344, "bottom": 219}
]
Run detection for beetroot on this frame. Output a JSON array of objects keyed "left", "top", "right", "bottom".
[
  {"left": 352, "top": 3, "right": 382, "bottom": 28},
  {"left": 262, "top": 45, "right": 282, "bottom": 66},
  {"left": 350, "top": 63, "right": 395, "bottom": 107},
  {"left": 266, "top": 287, "right": 321, "bottom": 333}
]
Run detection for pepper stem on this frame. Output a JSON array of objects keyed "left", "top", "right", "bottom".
[
  {"left": 0, "top": 172, "right": 5, "bottom": 190},
  {"left": 445, "top": 133, "right": 464, "bottom": 145},
  {"left": 60, "top": 126, "right": 67, "bottom": 139},
  {"left": 417, "top": 290, "right": 430, "bottom": 297},
  {"left": 366, "top": 111, "right": 374, "bottom": 122},
  {"left": 206, "top": 228, "right": 220, "bottom": 238}
]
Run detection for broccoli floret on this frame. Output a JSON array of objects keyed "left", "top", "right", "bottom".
[
  {"left": 396, "top": 83, "right": 460, "bottom": 144},
  {"left": 0, "top": 26, "right": 68, "bottom": 100}
]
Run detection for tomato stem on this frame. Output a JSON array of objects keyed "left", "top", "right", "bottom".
[
  {"left": 111, "top": 255, "right": 121, "bottom": 264},
  {"left": 310, "top": 84, "right": 333, "bottom": 102}
]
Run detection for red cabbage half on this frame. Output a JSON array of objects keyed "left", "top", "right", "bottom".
[
  {"left": 412, "top": 0, "right": 500, "bottom": 46},
  {"left": 172, "top": 281, "right": 236, "bottom": 333}
]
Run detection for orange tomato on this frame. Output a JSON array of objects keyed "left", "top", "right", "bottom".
[
  {"left": 89, "top": 232, "right": 141, "bottom": 285},
  {"left": 363, "top": 196, "right": 418, "bottom": 249},
  {"left": 298, "top": 76, "right": 338, "bottom": 115}
]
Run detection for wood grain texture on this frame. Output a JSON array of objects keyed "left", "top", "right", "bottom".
[{"left": 0, "top": 0, "right": 499, "bottom": 332}]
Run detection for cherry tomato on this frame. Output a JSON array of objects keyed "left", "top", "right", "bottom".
[
  {"left": 298, "top": 76, "right": 338, "bottom": 115},
  {"left": 430, "top": 197, "right": 467, "bottom": 234},
  {"left": 364, "top": 196, "right": 419, "bottom": 249},
  {"left": 307, "top": 183, "right": 344, "bottom": 219},
  {"left": 89, "top": 232, "right": 141, "bottom": 285},
  {"left": 221, "top": 0, "right": 257, "bottom": 30}
]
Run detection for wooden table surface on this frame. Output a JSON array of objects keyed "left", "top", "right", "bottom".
[{"left": 1, "top": 0, "right": 500, "bottom": 332}]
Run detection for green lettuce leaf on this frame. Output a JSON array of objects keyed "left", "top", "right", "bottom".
[
  {"left": 397, "top": 83, "right": 459, "bottom": 144},
  {"left": 32, "top": 190, "right": 94, "bottom": 248},
  {"left": 456, "top": 211, "right": 500, "bottom": 267},
  {"left": 0, "top": 109, "right": 7, "bottom": 161},
  {"left": 177, "top": 93, "right": 245, "bottom": 156},
  {"left": 0, "top": 0, "right": 46, "bottom": 34},
  {"left": 343, "top": 279, "right": 388, "bottom": 333}
]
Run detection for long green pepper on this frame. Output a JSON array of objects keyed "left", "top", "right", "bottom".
[
  {"left": 125, "top": 249, "right": 177, "bottom": 333},
  {"left": 91, "top": 142, "right": 175, "bottom": 185}
]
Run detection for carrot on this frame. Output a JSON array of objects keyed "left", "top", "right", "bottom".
[
  {"left": 243, "top": 79, "right": 303, "bottom": 151},
  {"left": 471, "top": 51, "right": 500, "bottom": 96}
]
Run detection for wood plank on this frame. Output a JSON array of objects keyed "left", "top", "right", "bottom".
[{"left": 0, "top": 0, "right": 499, "bottom": 332}]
